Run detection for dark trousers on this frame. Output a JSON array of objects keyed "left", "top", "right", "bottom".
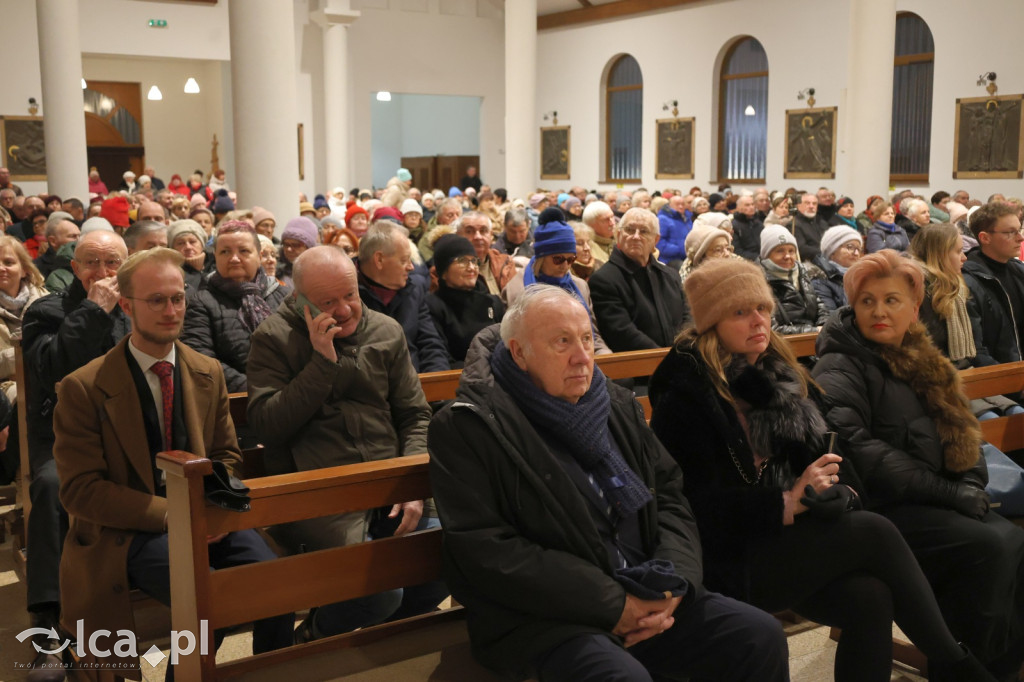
[
  {"left": 127, "top": 530, "right": 295, "bottom": 657},
  {"left": 747, "top": 510, "right": 963, "bottom": 682},
  {"left": 27, "top": 456, "right": 67, "bottom": 610},
  {"left": 884, "top": 504, "right": 1024, "bottom": 667},
  {"left": 535, "top": 591, "right": 788, "bottom": 682}
]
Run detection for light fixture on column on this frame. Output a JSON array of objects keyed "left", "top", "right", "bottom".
[
  {"left": 662, "top": 100, "right": 679, "bottom": 118},
  {"left": 28, "top": 97, "right": 39, "bottom": 116},
  {"left": 977, "top": 72, "right": 998, "bottom": 96},
  {"left": 81, "top": 78, "right": 87, "bottom": 90},
  {"left": 542, "top": 110, "right": 558, "bottom": 125},
  {"left": 147, "top": 85, "right": 163, "bottom": 101},
  {"left": 376, "top": 91, "right": 391, "bottom": 102},
  {"left": 184, "top": 77, "right": 200, "bottom": 94},
  {"left": 743, "top": 105, "right": 756, "bottom": 116},
  {"left": 797, "top": 87, "right": 816, "bottom": 107}
]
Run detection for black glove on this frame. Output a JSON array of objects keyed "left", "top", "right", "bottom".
[
  {"left": 951, "top": 483, "right": 989, "bottom": 520},
  {"left": 800, "top": 484, "right": 859, "bottom": 520}
]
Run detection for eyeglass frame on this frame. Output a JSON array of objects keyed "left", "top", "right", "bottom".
[
  {"left": 126, "top": 293, "right": 187, "bottom": 311},
  {"left": 75, "top": 257, "right": 124, "bottom": 270},
  {"left": 549, "top": 254, "right": 577, "bottom": 265}
]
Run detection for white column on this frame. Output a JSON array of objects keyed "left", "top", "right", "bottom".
[
  {"left": 36, "top": 0, "right": 88, "bottom": 200},
  {"left": 844, "top": 0, "right": 897, "bottom": 202},
  {"left": 505, "top": 0, "right": 537, "bottom": 200},
  {"left": 314, "top": 2, "right": 360, "bottom": 192},
  {"left": 228, "top": 0, "right": 300, "bottom": 228}
]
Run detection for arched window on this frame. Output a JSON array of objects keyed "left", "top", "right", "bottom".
[
  {"left": 890, "top": 13, "right": 934, "bottom": 183},
  {"left": 605, "top": 54, "right": 642, "bottom": 183},
  {"left": 718, "top": 37, "right": 768, "bottom": 183}
]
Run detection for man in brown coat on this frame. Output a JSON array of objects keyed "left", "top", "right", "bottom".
[{"left": 53, "top": 248, "right": 292, "bottom": 676}]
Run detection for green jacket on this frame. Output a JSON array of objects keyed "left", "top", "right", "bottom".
[{"left": 246, "top": 297, "right": 430, "bottom": 475}]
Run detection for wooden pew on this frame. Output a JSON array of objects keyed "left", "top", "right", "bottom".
[{"left": 156, "top": 451, "right": 500, "bottom": 682}]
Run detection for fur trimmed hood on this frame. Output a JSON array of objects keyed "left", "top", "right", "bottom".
[
  {"left": 874, "top": 322, "right": 981, "bottom": 472},
  {"left": 817, "top": 310, "right": 981, "bottom": 473}
]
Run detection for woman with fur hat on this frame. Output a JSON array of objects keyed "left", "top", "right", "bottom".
[
  {"left": 677, "top": 222, "right": 736, "bottom": 282},
  {"left": 650, "top": 258, "right": 997, "bottom": 682},
  {"left": 813, "top": 250, "right": 1024, "bottom": 679},
  {"left": 168, "top": 219, "right": 214, "bottom": 290},
  {"left": 426, "top": 234, "right": 505, "bottom": 366},
  {"left": 758, "top": 225, "right": 829, "bottom": 333}
]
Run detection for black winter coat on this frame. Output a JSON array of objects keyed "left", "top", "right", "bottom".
[
  {"left": 806, "top": 254, "right": 847, "bottom": 313},
  {"left": 426, "top": 282, "right": 505, "bottom": 365},
  {"left": 428, "top": 328, "right": 703, "bottom": 680},
  {"left": 180, "top": 276, "right": 292, "bottom": 392},
  {"left": 918, "top": 276, "right": 996, "bottom": 368},
  {"left": 648, "top": 345, "right": 856, "bottom": 600},
  {"left": 763, "top": 263, "right": 828, "bottom": 334},
  {"left": 962, "top": 248, "right": 1023, "bottom": 363},
  {"left": 794, "top": 213, "right": 830, "bottom": 262},
  {"left": 22, "top": 278, "right": 132, "bottom": 455},
  {"left": 359, "top": 274, "right": 451, "bottom": 373},
  {"left": 731, "top": 213, "right": 765, "bottom": 261},
  {"left": 589, "top": 247, "right": 688, "bottom": 351},
  {"left": 808, "top": 256, "right": 847, "bottom": 313},
  {"left": 811, "top": 309, "right": 987, "bottom": 511}
]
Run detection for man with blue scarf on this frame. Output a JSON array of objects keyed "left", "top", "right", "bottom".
[{"left": 428, "top": 286, "right": 788, "bottom": 682}]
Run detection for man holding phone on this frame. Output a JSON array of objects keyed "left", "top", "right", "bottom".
[{"left": 247, "top": 245, "right": 446, "bottom": 641}]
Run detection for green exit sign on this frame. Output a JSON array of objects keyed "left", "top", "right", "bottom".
[{"left": 148, "top": 19, "right": 168, "bottom": 28}]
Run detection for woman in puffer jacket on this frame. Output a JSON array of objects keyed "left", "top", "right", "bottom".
[
  {"left": 812, "top": 250, "right": 1024, "bottom": 679},
  {"left": 758, "top": 225, "right": 828, "bottom": 334}
]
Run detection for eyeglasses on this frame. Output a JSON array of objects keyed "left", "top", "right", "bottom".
[
  {"left": 839, "top": 243, "right": 863, "bottom": 254},
  {"left": 991, "top": 229, "right": 1024, "bottom": 238},
  {"left": 451, "top": 255, "right": 478, "bottom": 268},
  {"left": 76, "top": 257, "right": 124, "bottom": 270},
  {"left": 549, "top": 254, "right": 577, "bottom": 265},
  {"left": 709, "top": 245, "right": 735, "bottom": 256},
  {"left": 621, "top": 225, "right": 656, "bottom": 238},
  {"left": 127, "top": 293, "right": 186, "bottom": 311}
]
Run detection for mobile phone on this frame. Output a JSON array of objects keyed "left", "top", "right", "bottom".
[
  {"left": 295, "top": 293, "right": 323, "bottom": 319},
  {"left": 825, "top": 431, "right": 837, "bottom": 454}
]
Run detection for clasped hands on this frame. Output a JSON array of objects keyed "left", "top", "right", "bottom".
[{"left": 613, "top": 593, "right": 683, "bottom": 647}]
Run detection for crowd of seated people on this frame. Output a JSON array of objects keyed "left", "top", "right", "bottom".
[{"left": 6, "top": 159, "right": 1024, "bottom": 680}]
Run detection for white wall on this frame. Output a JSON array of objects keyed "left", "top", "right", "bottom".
[
  {"left": 370, "top": 93, "right": 481, "bottom": 188},
  {"left": 82, "top": 56, "right": 228, "bottom": 183},
  {"left": 0, "top": 0, "right": 230, "bottom": 196},
  {"left": 535, "top": 0, "right": 1024, "bottom": 199},
  {"left": 344, "top": 2, "right": 505, "bottom": 195}
]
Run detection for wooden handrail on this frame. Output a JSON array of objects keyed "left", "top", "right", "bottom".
[{"left": 960, "top": 361, "right": 1024, "bottom": 400}]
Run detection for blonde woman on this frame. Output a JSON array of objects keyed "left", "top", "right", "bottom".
[
  {"left": 0, "top": 236, "right": 46, "bottom": 399},
  {"left": 652, "top": 257, "right": 996, "bottom": 682}
]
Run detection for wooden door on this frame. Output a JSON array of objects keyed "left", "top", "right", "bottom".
[
  {"left": 401, "top": 156, "right": 436, "bottom": 190},
  {"left": 83, "top": 80, "right": 145, "bottom": 192},
  {"left": 400, "top": 155, "right": 480, "bottom": 193}
]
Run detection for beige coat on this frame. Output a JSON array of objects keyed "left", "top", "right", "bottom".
[
  {"left": 53, "top": 338, "right": 241, "bottom": 678},
  {"left": 0, "top": 282, "right": 46, "bottom": 400}
]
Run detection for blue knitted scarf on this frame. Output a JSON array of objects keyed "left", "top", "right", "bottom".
[
  {"left": 489, "top": 340, "right": 653, "bottom": 516},
  {"left": 523, "top": 258, "right": 587, "bottom": 308}
]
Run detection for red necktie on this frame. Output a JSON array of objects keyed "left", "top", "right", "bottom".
[{"left": 151, "top": 361, "right": 174, "bottom": 451}]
